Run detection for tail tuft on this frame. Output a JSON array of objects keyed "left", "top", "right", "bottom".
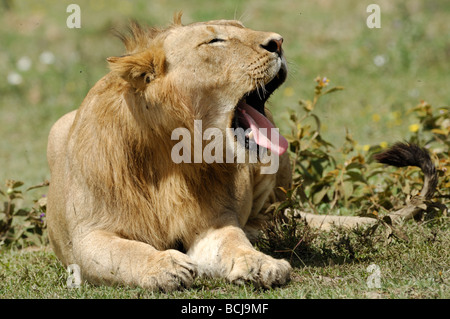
[{"left": 374, "top": 142, "right": 437, "bottom": 199}]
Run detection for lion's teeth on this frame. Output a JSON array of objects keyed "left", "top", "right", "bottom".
[{"left": 247, "top": 130, "right": 254, "bottom": 139}]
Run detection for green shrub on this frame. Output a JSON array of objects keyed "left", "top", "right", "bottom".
[
  {"left": 258, "top": 76, "right": 449, "bottom": 260},
  {"left": 0, "top": 180, "right": 49, "bottom": 249},
  {"left": 285, "top": 76, "right": 449, "bottom": 217}
]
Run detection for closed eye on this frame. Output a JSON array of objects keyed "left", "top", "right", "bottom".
[{"left": 208, "top": 38, "right": 225, "bottom": 44}]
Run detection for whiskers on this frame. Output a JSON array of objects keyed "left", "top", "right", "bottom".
[
  {"left": 285, "top": 60, "right": 299, "bottom": 80},
  {"left": 254, "top": 76, "right": 268, "bottom": 100},
  {"left": 245, "top": 58, "right": 272, "bottom": 100}
]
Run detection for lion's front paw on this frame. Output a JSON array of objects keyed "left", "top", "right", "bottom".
[
  {"left": 141, "top": 249, "right": 198, "bottom": 292},
  {"left": 226, "top": 251, "right": 291, "bottom": 288}
]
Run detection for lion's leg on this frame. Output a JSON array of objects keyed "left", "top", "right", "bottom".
[
  {"left": 72, "top": 229, "right": 197, "bottom": 291},
  {"left": 187, "top": 225, "right": 291, "bottom": 288}
]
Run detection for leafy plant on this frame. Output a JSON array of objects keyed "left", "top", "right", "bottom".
[
  {"left": 284, "top": 76, "right": 449, "bottom": 217},
  {"left": 0, "top": 179, "right": 49, "bottom": 249},
  {"left": 259, "top": 76, "right": 449, "bottom": 260}
]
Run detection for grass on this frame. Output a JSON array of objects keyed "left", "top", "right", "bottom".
[
  {"left": 1, "top": 219, "right": 448, "bottom": 299},
  {"left": 1, "top": 0, "right": 449, "bottom": 299},
  {"left": 1, "top": 0, "right": 449, "bottom": 184}
]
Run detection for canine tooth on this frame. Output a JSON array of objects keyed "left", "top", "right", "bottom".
[{"left": 247, "top": 130, "right": 254, "bottom": 139}]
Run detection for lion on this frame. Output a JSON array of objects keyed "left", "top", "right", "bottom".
[{"left": 46, "top": 14, "right": 293, "bottom": 291}]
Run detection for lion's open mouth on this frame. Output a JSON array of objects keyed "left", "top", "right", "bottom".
[{"left": 232, "top": 67, "right": 288, "bottom": 156}]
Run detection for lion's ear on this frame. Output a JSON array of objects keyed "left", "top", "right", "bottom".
[{"left": 107, "top": 48, "right": 165, "bottom": 89}]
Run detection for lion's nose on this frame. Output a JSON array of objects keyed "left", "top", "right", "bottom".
[{"left": 261, "top": 36, "right": 283, "bottom": 56}]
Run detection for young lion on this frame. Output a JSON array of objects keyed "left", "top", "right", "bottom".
[{"left": 46, "top": 16, "right": 292, "bottom": 291}]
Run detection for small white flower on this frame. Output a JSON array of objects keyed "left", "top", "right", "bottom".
[
  {"left": 373, "top": 55, "right": 386, "bottom": 67},
  {"left": 17, "top": 56, "right": 32, "bottom": 71},
  {"left": 408, "top": 89, "right": 419, "bottom": 98},
  {"left": 442, "top": 119, "right": 450, "bottom": 129},
  {"left": 375, "top": 183, "right": 383, "bottom": 193},
  {"left": 7, "top": 72, "right": 23, "bottom": 85},
  {"left": 40, "top": 51, "right": 55, "bottom": 65}
]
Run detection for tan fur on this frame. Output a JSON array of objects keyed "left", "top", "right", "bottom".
[{"left": 47, "top": 17, "right": 292, "bottom": 291}]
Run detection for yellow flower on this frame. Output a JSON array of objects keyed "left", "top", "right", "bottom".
[
  {"left": 283, "top": 87, "right": 294, "bottom": 97},
  {"left": 380, "top": 141, "right": 388, "bottom": 148},
  {"left": 363, "top": 145, "right": 370, "bottom": 152},
  {"left": 372, "top": 114, "right": 381, "bottom": 123},
  {"left": 409, "top": 123, "right": 420, "bottom": 133}
]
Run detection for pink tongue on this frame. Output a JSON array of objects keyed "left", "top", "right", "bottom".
[{"left": 240, "top": 102, "right": 288, "bottom": 156}]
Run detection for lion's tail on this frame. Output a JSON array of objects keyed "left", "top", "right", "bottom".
[{"left": 374, "top": 142, "right": 438, "bottom": 200}]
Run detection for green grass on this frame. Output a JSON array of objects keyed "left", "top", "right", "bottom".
[
  {"left": 1, "top": 0, "right": 449, "bottom": 184},
  {"left": 1, "top": 0, "right": 449, "bottom": 299},
  {"left": 1, "top": 219, "right": 448, "bottom": 299}
]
